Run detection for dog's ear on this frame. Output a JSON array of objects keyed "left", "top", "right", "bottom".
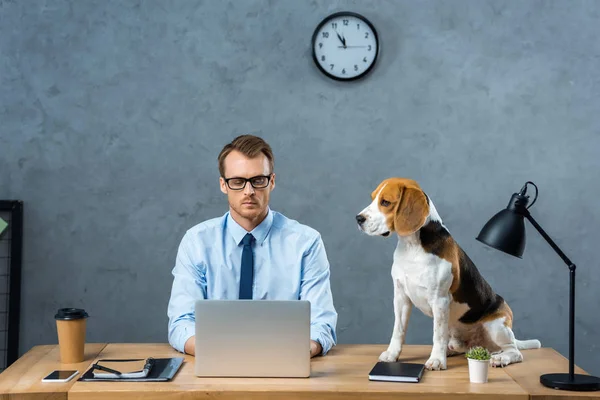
[{"left": 393, "top": 186, "right": 429, "bottom": 236}]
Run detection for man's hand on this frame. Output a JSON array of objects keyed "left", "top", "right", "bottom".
[
  {"left": 310, "top": 340, "right": 322, "bottom": 358},
  {"left": 184, "top": 336, "right": 196, "bottom": 356}
]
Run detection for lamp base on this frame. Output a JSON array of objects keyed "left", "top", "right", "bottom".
[{"left": 540, "top": 373, "right": 600, "bottom": 391}]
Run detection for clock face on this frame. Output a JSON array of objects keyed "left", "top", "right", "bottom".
[{"left": 312, "top": 12, "right": 379, "bottom": 81}]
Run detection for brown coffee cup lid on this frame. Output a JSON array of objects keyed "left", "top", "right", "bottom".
[{"left": 55, "top": 308, "right": 89, "bottom": 320}]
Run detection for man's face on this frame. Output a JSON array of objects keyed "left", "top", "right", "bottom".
[{"left": 219, "top": 150, "right": 275, "bottom": 222}]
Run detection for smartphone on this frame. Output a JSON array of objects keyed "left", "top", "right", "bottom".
[{"left": 41, "top": 370, "right": 79, "bottom": 382}]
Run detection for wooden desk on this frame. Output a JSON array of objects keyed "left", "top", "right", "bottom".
[
  {"left": 500, "top": 347, "right": 599, "bottom": 400},
  {"left": 0, "top": 343, "right": 106, "bottom": 400},
  {"left": 2, "top": 344, "right": 598, "bottom": 399}
]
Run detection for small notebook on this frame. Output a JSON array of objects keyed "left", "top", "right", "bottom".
[{"left": 368, "top": 362, "right": 425, "bottom": 383}]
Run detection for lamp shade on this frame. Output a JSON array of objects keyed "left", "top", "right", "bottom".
[{"left": 476, "top": 208, "right": 526, "bottom": 258}]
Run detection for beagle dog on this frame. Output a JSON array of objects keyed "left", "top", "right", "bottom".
[{"left": 356, "top": 177, "right": 540, "bottom": 370}]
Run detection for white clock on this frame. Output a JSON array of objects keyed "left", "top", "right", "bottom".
[{"left": 312, "top": 12, "right": 379, "bottom": 81}]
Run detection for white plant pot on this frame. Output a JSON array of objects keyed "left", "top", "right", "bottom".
[{"left": 468, "top": 358, "right": 489, "bottom": 383}]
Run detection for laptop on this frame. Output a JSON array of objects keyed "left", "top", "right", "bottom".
[{"left": 194, "top": 300, "right": 311, "bottom": 378}]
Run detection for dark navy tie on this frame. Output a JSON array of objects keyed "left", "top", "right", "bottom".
[{"left": 239, "top": 233, "right": 254, "bottom": 299}]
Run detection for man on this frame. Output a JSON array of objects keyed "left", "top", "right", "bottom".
[{"left": 167, "top": 134, "right": 338, "bottom": 357}]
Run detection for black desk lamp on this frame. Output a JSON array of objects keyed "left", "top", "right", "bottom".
[{"left": 476, "top": 181, "right": 600, "bottom": 391}]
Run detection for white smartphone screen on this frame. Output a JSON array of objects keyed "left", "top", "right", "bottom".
[{"left": 41, "top": 370, "right": 78, "bottom": 382}]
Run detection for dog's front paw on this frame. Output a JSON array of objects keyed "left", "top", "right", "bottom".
[
  {"left": 425, "top": 356, "right": 447, "bottom": 370},
  {"left": 490, "top": 351, "right": 522, "bottom": 368},
  {"left": 379, "top": 348, "right": 401, "bottom": 362}
]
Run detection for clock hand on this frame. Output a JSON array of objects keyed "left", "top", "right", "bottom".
[
  {"left": 335, "top": 31, "right": 346, "bottom": 48},
  {"left": 341, "top": 33, "right": 347, "bottom": 48},
  {"left": 337, "top": 45, "right": 368, "bottom": 48}
]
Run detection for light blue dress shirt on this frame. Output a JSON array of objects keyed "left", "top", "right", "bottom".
[{"left": 167, "top": 208, "right": 338, "bottom": 355}]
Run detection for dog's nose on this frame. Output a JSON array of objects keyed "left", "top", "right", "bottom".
[{"left": 356, "top": 214, "right": 366, "bottom": 224}]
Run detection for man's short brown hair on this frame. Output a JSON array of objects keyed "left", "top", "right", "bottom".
[{"left": 218, "top": 134, "right": 275, "bottom": 177}]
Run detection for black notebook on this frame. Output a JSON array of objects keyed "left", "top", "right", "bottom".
[
  {"left": 368, "top": 362, "right": 425, "bottom": 383},
  {"left": 78, "top": 357, "right": 184, "bottom": 382}
]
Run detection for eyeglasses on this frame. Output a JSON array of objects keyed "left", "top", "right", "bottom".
[{"left": 224, "top": 174, "right": 272, "bottom": 190}]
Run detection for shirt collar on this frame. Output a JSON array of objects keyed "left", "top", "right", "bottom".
[{"left": 227, "top": 208, "right": 274, "bottom": 246}]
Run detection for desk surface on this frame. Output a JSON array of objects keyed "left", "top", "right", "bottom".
[
  {"left": 0, "top": 343, "right": 106, "bottom": 400},
  {"left": 1, "top": 343, "right": 598, "bottom": 400}
]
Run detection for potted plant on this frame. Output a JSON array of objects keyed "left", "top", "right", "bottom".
[{"left": 465, "top": 346, "right": 491, "bottom": 383}]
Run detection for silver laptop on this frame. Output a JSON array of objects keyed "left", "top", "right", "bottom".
[{"left": 194, "top": 300, "right": 311, "bottom": 378}]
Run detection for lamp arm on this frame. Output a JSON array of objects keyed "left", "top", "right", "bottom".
[
  {"left": 523, "top": 211, "right": 576, "bottom": 271},
  {"left": 523, "top": 209, "right": 576, "bottom": 380}
]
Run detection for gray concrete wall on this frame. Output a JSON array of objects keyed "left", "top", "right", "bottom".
[{"left": 1, "top": 0, "right": 599, "bottom": 374}]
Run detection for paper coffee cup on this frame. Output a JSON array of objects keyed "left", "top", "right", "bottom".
[{"left": 55, "top": 308, "right": 89, "bottom": 363}]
